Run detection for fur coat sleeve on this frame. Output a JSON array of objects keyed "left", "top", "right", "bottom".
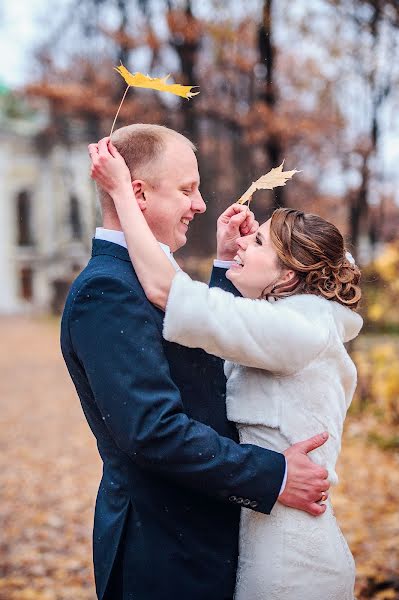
[{"left": 163, "top": 272, "right": 330, "bottom": 374}]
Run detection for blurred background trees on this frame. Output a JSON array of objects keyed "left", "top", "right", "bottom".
[
  {"left": 15, "top": 0, "right": 399, "bottom": 425},
  {"left": 23, "top": 0, "right": 399, "bottom": 259},
  {"left": 1, "top": 3, "right": 398, "bottom": 597}
]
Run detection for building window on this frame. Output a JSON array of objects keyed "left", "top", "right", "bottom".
[
  {"left": 20, "top": 267, "right": 33, "bottom": 301},
  {"left": 70, "top": 194, "right": 82, "bottom": 240},
  {"left": 16, "top": 190, "right": 34, "bottom": 246}
]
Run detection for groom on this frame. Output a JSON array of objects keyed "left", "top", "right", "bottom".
[{"left": 61, "top": 123, "right": 330, "bottom": 600}]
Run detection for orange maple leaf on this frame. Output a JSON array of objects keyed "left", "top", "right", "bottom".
[
  {"left": 110, "top": 64, "right": 199, "bottom": 135},
  {"left": 114, "top": 64, "right": 199, "bottom": 99}
]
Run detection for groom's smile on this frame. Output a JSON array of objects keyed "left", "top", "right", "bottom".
[{"left": 140, "top": 137, "right": 206, "bottom": 252}]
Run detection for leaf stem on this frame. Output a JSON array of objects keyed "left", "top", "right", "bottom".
[{"left": 110, "top": 84, "right": 130, "bottom": 138}]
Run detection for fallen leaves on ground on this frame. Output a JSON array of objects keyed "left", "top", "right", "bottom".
[
  {"left": 0, "top": 317, "right": 100, "bottom": 600},
  {"left": 0, "top": 317, "right": 397, "bottom": 599},
  {"left": 335, "top": 416, "right": 399, "bottom": 598}
]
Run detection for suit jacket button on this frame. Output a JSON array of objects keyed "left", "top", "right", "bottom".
[
  {"left": 243, "top": 499, "right": 251, "bottom": 506},
  {"left": 236, "top": 497, "right": 244, "bottom": 505},
  {"left": 229, "top": 495, "right": 237, "bottom": 502},
  {"left": 249, "top": 501, "right": 258, "bottom": 508}
]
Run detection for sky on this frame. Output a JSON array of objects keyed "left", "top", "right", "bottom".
[
  {"left": 0, "top": 0, "right": 53, "bottom": 87},
  {"left": 0, "top": 0, "right": 257, "bottom": 88},
  {"left": 1, "top": 0, "right": 398, "bottom": 195}
]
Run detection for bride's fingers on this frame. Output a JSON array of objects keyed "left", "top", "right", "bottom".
[
  {"left": 97, "top": 137, "right": 110, "bottom": 156},
  {"left": 108, "top": 139, "right": 118, "bottom": 158},
  {"left": 240, "top": 218, "right": 251, "bottom": 235},
  {"left": 240, "top": 218, "right": 259, "bottom": 236},
  {"left": 239, "top": 208, "right": 258, "bottom": 235},
  {"left": 228, "top": 211, "right": 248, "bottom": 233},
  {"left": 248, "top": 220, "right": 259, "bottom": 234},
  {"left": 88, "top": 144, "right": 99, "bottom": 161},
  {"left": 218, "top": 203, "right": 249, "bottom": 222}
]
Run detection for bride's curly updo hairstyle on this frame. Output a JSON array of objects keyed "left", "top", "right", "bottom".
[{"left": 267, "top": 208, "right": 361, "bottom": 310}]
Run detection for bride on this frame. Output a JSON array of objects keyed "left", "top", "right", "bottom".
[{"left": 89, "top": 137, "right": 362, "bottom": 600}]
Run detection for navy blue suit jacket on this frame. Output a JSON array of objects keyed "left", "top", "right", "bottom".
[{"left": 60, "top": 240, "right": 285, "bottom": 600}]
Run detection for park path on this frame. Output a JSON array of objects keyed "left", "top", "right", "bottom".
[
  {"left": 0, "top": 316, "right": 398, "bottom": 599},
  {"left": 0, "top": 317, "right": 100, "bottom": 600}
]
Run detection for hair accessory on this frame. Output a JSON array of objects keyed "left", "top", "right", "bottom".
[{"left": 345, "top": 251, "right": 355, "bottom": 265}]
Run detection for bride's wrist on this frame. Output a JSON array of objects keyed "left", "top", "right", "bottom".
[{"left": 112, "top": 187, "right": 137, "bottom": 206}]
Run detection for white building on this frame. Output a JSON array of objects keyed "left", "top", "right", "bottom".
[{"left": 0, "top": 123, "right": 98, "bottom": 314}]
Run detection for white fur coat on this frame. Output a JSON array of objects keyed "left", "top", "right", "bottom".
[{"left": 163, "top": 272, "right": 363, "bottom": 485}]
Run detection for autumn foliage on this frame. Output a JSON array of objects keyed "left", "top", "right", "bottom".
[
  {"left": 0, "top": 318, "right": 398, "bottom": 600},
  {"left": 3, "top": 1, "right": 399, "bottom": 598}
]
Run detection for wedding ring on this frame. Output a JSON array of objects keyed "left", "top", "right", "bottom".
[{"left": 320, "top": 492, "right": 327, "bottom": 502}]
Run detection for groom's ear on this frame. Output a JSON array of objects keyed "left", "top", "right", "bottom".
[{"left": 132, "top": 180, "right": 147, "bottom": 211}]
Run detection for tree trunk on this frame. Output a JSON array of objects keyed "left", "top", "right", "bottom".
[
  {"left": 259, "top": 0, "right": 284, "bottom": 209},
  {"left": 349, "top": 151, "right": 370, "bottom": 252}
]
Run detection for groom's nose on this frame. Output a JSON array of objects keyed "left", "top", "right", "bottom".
[{"left": 191, "top": 190, "right": 206, "bottom": 214}]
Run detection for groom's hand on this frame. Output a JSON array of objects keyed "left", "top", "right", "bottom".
[
  {"left": 217, "top": 203, "right": 258, "bottom": 260},
  {"left": 278, "top": 432, "right": 330, "bottom": 516}
]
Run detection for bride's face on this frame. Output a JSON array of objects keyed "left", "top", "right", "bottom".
[{"left": 226, "top": 220, "right": 294, "bottom": 299}]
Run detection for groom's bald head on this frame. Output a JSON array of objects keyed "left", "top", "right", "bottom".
[{"left": 97, "top": 124, "right": 196, "bottom": 221}]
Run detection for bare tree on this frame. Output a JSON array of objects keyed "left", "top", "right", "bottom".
[
  {"left": 329, "top": 0, "right": 399, "bottom": 253},
  {"left": 258, "top": 0, "right": 284, "bottom": 209}
]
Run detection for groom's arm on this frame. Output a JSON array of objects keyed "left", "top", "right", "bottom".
[{"left": 69, "top": 274, "right": 285, "bottom": 515}]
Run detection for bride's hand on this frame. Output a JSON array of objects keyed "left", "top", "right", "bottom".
[
  {"left": 216, "top": 203, "right": 259, "bottom": 261},
  {"left": 88, "top": 137, "right": 132, "bottom": 197}
]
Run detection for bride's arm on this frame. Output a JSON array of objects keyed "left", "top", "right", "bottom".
[
  {"left": 89, "top": 139, "right": 328, "bottom": 374},
  {"left": 163, "top": 272, "right": 330, "bottom": 374},
  {"left": 89, "top": 138, "right": 176, "bottom": 311},
  {"left": 89, "top": 138, "right": 256, "bottom": 309}
]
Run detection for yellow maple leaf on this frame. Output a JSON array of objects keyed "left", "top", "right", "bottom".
[
  {"left": 237, "top": 161, "right": 300, "bottom": 206},
  {"left": 114, "top": 64, "right": 199, "bottom": 99}
]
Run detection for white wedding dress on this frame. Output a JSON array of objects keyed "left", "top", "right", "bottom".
[
  {"left": 234, "top": 425, "right": 356, "bottom": 600},
  {"left": 163, "top": 272, "right": 363, "bottom": 600}
]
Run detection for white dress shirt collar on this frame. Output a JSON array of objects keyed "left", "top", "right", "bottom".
[{"left": 95, "top": 227, "right": 181, "bottom": 271}]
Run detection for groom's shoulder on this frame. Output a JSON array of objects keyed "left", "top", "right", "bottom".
[{"left": 64, "top": 256, "right": 145, "bottom": 310}]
